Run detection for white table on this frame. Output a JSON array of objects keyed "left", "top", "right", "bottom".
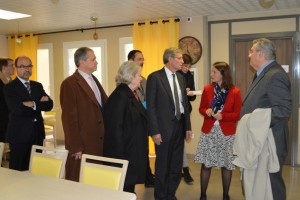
[{"left": 0, "top": 167, "right": 136, "bottom": 200}]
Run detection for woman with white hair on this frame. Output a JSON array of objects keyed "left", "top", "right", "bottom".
[{"left": 103, "top": 61, "right": 148, "bottom": 193}]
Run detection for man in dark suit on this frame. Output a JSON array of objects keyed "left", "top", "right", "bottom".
[
  {"left": 128, "top": 49, "right": 155, "bottom": 187},
  {"left": 60, "top": 47, "right": 108, "bottom": 182},
  {"left": 146, "top": 47, "right": 193, "bottom": 200},
  {"left": 241, "top": 38, "right": 292, "bottom": 200},
  {"left": 0, "top": 58, "right": 14, "bottom": 143},
  {"left": 4, "top": 56, "right": 53, "bottom": 171}
]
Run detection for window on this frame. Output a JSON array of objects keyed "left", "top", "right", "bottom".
[
  {"left": 37, "top": 43, "right": 54, "bottom": 99},
  {"left": 119, "top": 37, "right": 133, "bottom": 65},
  {"left": 63, "top": 40, "right": 107, "bottom": 91}
]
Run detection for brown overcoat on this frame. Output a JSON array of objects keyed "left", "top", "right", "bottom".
[{"left": 60, "top": 70, "right": 107, "bottom": 181}]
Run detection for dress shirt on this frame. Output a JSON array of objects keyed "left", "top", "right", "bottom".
[
  {"left": 164, "top": 67, "right": 184, "bottom": 114},
  {"left": 78, "top": 70, "right": 102, "bottom": 106}
]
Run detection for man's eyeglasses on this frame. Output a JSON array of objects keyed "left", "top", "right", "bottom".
[{"left": 16, "top": 64, "right": 33, "bottom": 69}]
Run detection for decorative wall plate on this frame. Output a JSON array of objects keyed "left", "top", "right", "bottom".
[{"left": 179, "top": 36, "right": 202, "bottom": 65}]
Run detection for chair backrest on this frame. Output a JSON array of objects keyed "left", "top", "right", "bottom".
[
  {"left": 0, "top": 142, "right": 4, "bottom": 166},
  {"left": 80, "top": 154, "right": 129, "bottom": 191},
  {"left": 29, "top": 145, "right": 68, "bottom": 178}
]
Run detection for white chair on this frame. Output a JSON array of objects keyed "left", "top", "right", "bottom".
[
  {"left": 80, "top": 154, "right": 128, "bottom": 191},
  {"left": 0, "top": 142, "right": 4, "bottom": 166},
  {"left": 29, "top": 145, "right": 68, "bottom": 178}
]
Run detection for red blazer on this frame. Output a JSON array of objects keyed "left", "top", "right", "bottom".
[{"left": 199, "top": 84, "right": 242, "bottom": 136}]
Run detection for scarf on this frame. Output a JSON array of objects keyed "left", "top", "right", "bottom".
[{"left": 210, "top": 83, "right": 229, "bottom": 114}]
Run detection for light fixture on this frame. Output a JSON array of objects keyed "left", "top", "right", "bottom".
[
  {"left": 16, "top": 21, "right": 22, "bottom": 45},
  {"left": 90, "top": 16, "right": 98, "bottom": 40},
  {"left": 259, "top": 0, "right": 275, "bottom": 9},
  {"left": 0, "top": 9, "right": 31, "bottom": 20}
]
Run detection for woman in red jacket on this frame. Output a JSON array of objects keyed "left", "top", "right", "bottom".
[{"left": 195, "top": 62, "right": 242, "bottom": 200}]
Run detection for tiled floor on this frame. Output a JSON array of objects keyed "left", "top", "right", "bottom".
[{"left": 135, "top": 157, "right": 300, "bottom": 200}]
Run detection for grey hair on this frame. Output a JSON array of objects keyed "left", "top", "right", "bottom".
[
  {"left": 115, "top": 61, "right": 141, "bottom": 85},
  {"left": 253, "top": 38, "right": 276, "bottom": 60},
  {"left": 74, "top": 47, "right": 93, "bottom": 67},
  {"left": 163, "top": 48, "right": 183, "bottom": 64}
]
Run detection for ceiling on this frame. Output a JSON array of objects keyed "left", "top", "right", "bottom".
[{"left": 0, "top": 0, "right": 299, "bottom": 36}]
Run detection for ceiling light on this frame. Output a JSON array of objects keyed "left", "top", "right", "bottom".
[
  {"left": 0, "top": 9, "right": 31, "bottom": 20},
  {"left": 259, "top": 0, "right": 275, "bottom": 9}
]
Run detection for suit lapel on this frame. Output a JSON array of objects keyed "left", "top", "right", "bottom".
[
  {"left": 74, "top": 70, "right": 100, "bottom": 107},
  {"left": 14, "top": 78, "right": 31, "bottom": 98},
  {"left": 243, "top": 62, "right": 275, "bottom": 102},
  {"left": 158, "top": 68, "right": 174, "bottom": 103}
]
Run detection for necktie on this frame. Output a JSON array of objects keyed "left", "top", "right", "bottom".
[
  {"left": 133, "top": 90, "right": 140, "bottom": 102},
  {"left": 172, "top": 74, "right": 181, "bottom": 120},
  {"left": 88, "top": 76, "right": 102, "bottom": 106},
  {"left": 24, "top": 82, "right": 31, "bottom": 94}
]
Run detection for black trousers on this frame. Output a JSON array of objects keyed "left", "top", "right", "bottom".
[
  {"left": 9, "top": 124, "right": 43, "bottom": 171},
  {"left": 154, "top": 117, "right": 185, "bottom": 200}
]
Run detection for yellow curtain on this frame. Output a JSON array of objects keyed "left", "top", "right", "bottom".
[
  {"left": 133, "top": 18, "right": 179, "bottom": 156},
  {"left": 133, "top": 18, "right": 179, "bottom": 78},
  {"left": 8, "top": 33, "right": 38, "bottom": 80}
]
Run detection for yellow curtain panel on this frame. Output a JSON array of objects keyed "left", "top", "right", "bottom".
[
  {"left": 133, "top": 18, "right": 180, "bottom": 78},
  {"left": 8, "top": 33, "right": 38, "bottom": 80},
  {"left": 133, "top": 18, "right": 179, "bottom": 156}
]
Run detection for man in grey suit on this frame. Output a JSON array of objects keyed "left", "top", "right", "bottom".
[
  {"left": 147, "top": 47, "right": 193, "bottom": 200},
  {"left": 241, "top": 38, "right": 292, "bottom": 200}
]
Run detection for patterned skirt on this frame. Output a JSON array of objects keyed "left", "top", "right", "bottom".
[{"left": 194, "top": 125, "right": 235, "bottom": 170}]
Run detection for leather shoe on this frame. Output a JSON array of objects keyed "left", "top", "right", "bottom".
[
  {"left": 182, "top": 167, "right": 194, "bottom": 184},
  {"left": 200, "top": 194, "right": 207, "bottom": 200}
]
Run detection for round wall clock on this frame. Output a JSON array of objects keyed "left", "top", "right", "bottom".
[{"left": 179, "top": 36, "right": 202, "bottom": 65}]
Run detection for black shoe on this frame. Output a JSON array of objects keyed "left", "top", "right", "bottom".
[{"left": 182, "top": 167, "right": 194, "bottom": 184}]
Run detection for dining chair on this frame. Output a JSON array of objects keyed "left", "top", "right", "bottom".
[
  {"left": 29, "top": 145, "right": 68, "bottom": 178},
  {"left": 0, "top": 142, "right": 4, "bottom": 166},
  {"left": 80, "top": 154, "right": 129, "bottom": 191}
]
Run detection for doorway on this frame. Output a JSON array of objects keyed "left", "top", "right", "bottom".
[{"left": 232, "top": 34, "right": 296, "bottom": 165}]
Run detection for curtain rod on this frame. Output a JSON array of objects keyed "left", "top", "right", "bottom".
[
  {"left": 9, "top": 17, "right": 180, "bottom": 38},
  {"left": 9, "top": 23, "right": 133, "bottom": 38},
  {"left": 138, "top": 18, "right": 180, "bottom": 26}
]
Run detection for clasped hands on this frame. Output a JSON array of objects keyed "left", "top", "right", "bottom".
[{"left": 206, "top": 108, "right": 222, "bottom": 120}]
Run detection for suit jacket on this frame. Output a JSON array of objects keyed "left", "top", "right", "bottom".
[
  {"left": 241, "top": 61, "right": 292, "bottom": 163},
  {"left": 137, "top": 76, "right": 147, "bottom": 102},
  {"left": 60, "top": 70, "right": 108, "bottom": 181},
  {"left": 0, "top": 73, "right": 10, "bottom": 142},
  {"left": 4, "top": 78, "right": 53, "bottom": 143},
  {"left": 146, "top": 67, "right": 191, "bottom": 142},
  {"left": 199, "top": 84, "right": 242, "bottom": 136},
  {"left": 103, "top": 83, "right": 148, "bottom": 185}
]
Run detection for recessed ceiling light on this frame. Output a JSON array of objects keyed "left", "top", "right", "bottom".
[{"left": 0, "top": 9, "right": 31, "bottom": 20}]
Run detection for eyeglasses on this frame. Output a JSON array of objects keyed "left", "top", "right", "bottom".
[{"left": 16, "top": 64, "right": 33, "bottom": 69}]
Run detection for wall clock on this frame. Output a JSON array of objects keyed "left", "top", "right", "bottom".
[{"left": 179, "top": 36, "right": 202, "bottom": 65}]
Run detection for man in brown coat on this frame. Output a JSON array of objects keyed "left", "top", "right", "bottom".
[{"left": 60, "top": 47, "right": 108, "bottom": 181}]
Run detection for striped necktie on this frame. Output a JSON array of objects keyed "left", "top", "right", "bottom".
[
  {"left": 24, "top": 82, "right": 31, "bottom": 94},
  {"left": 172, "top": 74, "right": 181, "bottom": 120}
]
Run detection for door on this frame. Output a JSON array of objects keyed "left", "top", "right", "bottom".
[{"left": 233, "top": 36, "right": 293, "bottom": 165}]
